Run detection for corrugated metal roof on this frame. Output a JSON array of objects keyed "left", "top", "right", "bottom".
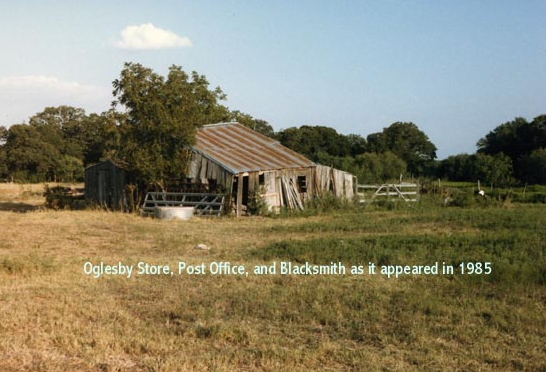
[{"left": 192, "top": 122, "right": 315, "bottom": 174}]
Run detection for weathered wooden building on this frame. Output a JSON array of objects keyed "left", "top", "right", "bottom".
[
  {"left": 84, "top": 160, "right": 126, "bottom": 209},
  {"left": 84, "top": 123, "right": 356, "bottom": 215},
  {"left": 187, "top": 122, "right": 355, "bottom": 215}
]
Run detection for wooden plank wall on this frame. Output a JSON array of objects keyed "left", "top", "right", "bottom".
[
  {"left": 187, "top": 152, "right": 356, "bottom": 213},
  {"left": 315, "top": 165, "right": 355, "bottom": 199},
  {"left": 84, "top": 161, "right": 126, "bottom": 209},
  {"left": 187, "top": 153, "right": 234, "bottom": 192}
]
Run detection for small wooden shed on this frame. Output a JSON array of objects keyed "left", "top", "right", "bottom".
[
  {"left": 187, "top": 123, "right": 356, "bottom": 215},
  {"left": 84, "top": 160, "right": 126, "bottom": 209}
]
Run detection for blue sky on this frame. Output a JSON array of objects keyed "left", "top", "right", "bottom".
[{"left": 1, "top": 0, "right": 545, "bottom": 159}]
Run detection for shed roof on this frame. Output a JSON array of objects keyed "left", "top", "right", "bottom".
[
  {"left": 84, "top": 159, "right": 124, "bottom": 171},
  {"left": 192, "top": 122, "right": 315, "bottom": 174}
]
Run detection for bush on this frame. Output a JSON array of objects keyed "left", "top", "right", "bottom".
[
  {"left": 247, "top": 186, "right": 268, "bottom": 216},
  {"left": 445, "top": 192, "right": 476, "bottom": 208},
  {"left": 305, "top": 192, "right": 359, "bottom": 214},
  {"left": 43, "top": 185, "right": 87, "bottom": 210}
]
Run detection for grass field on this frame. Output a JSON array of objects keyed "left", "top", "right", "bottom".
[{"left": 0, "top": 184, "right": 545, "bottom": 371}]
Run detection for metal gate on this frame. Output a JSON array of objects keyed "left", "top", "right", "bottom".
[
  {"left": 357, "top": 183, "right": 419, "bottom": 203},
  {"left": 141, "top": 192, "right": 225, "bottom": 217}
]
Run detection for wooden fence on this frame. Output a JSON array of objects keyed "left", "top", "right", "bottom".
[
  {"left": 141, "top": 192, "right": 225, "bottom": 217},
  {"left": 357, "top": 183, "right": 419, "bottom": 203}
]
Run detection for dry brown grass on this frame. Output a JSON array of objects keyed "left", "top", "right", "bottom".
[
  {"left": 0, "top": 182, "right": 82, "bottom": 212},
  {"left": 1, "top": 185, "right": 545, "bottom": 371}
]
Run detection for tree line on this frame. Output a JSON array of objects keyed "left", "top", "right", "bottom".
[
  {"left": 277, "top": 114, "right": 546, "bottom": 187},
  {"left": 438, "top": 115, "right": 546, "bottom": 186},
  {"left": 1, "top": 63, "right": 545, "bottom": 188}
]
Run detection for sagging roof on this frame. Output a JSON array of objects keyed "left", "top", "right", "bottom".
[
  {"left": 84, "top": 159, "right": 123, "bottom": 171},
  {"left": 192, "top": 122, "right": 315, "bottom": 174}
]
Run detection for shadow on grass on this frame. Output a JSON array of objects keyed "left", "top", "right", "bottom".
[{"left": 0, "top": 202, "right": 42, "bottom": 212}]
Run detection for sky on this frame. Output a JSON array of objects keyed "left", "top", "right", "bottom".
[{"left": 0, "top": 0, "right": 545, "bottom": 159}]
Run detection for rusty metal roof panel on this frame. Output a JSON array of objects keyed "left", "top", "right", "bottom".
[{"left": 192, "top": 123, "right": 315, "bottom": 174}]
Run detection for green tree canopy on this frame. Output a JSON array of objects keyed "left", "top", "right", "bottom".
[
  {"left": 29, "top": 105, "right": 87, "bottom": 160},
  {"left": 472, "top": 153, "right": 514, "bottom": 188},
  {"left": 0, "top": 107, "right": 94, "bottom": 182},
  {"left": 79, "top": 110, "right": 125, "bottom": 166},
  {"left": 366, "top": 122, "right": 437, "bottom": 176},
  {"left": 437, "top": 153, "right": 514, "bottom": 187},
  {"left": 0, "top": 126, "right": 7, "bottom": 142},
  {"left": 1, "top": 124, "right": 60, "bottom": 181},
  {"left": 277, "top": 125, "right": 358, "bottom": 161},
  {"left": 437, "top": 154, "right": 474, "bottom": 181},
  {"left": 476, "top": 115, "right": 546, "bottom": 183},
  {"left": 518, "top": 148, "right": 546, "bottom": 185},
  {"left": 111, "top": 62, "right": 230, "bottom": 189},
  {"left": 477, "top": 117, "right": 528, "bottom": 161},
  {"left": 355, "top": 151, "right": 407, "bottom": 184},
  {"left": 477, "top": 115, "right": 546, "bottom": 162},
  {"left": 345, "top": 134, "right": 367, "bottom": 157}
]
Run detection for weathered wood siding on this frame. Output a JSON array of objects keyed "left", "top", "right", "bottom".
[
  {"left": 84, "top": 160, "right": 126, "bottom": 209},
  {"left": 187, "top": 152, "right": 317, "bottom": 213},
  {"left": 187, "top": 152, "right": 234, "bottom": 192},
  {"left": 187, "top": 149, "right": 355, "bottom": 214},
  {"left": 261, "top": 168, "right": 315, "bottom": 212},
  {"left": 315, "top": 165, "right": 355, "bottom": 200}
]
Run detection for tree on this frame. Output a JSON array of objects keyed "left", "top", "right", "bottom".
[
  {"left": 277, "top": 125, "right": 351, "bottom": 161},
  {"left": 29, "top": 105, "right": 88, "bottom": 160},
  {"left": 355, "top": 151, "right": 407, "bottom": 184},
  {"left": 0, "top": 106, "right": 126, "bottom": 182},
  {"left": 477, "top": 117, "right": 529, "bottom": 162},
  {"left": 111, "top": 62, "right": 230, "bottom": 189},
  {"left": 518, "top": 148, "right": 546, "bottom": 185},
  {"left": 478, "top": 115, "right": 546, "bottom": 162},
  {"left": 345, "top": 134, "right": 367, "bottom": 157},
  {"left": 366, "top": 122, "right": 437, "bottom": 176},
  {"left": 437, "top": 154, "right": 474, "bottom": 181},
  {"left": 56, "top": 155, "right": 84, "bottom": 182},
  {"left": 1, "top": 124, "right": 60, "bottom": 182},
  {"left": 80, "top": 110, "right": 125, "bottom": 166},
  {"left": 472, "top": 153, "right": 514, "bottom": 188},
  {"left": 0, "top": 126, "right": 7, "bottom": 142},
  {"left": 477, "top": 115, "right": 546, "bottom": 183}
]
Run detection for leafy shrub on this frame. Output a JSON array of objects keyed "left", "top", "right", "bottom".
[
  {"left": 445, "top": 192, "right": 476, "bottom": 208},
  {"left": 247, "top": 186, "right": 269, "bottom": 216}
]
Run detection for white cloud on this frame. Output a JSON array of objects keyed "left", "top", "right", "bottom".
[
  {"left": 0, "top": 75, "right": 111, "bottom": 127},
  {"left": 115, "top": 23, "right": 192, "bottom": 50}
]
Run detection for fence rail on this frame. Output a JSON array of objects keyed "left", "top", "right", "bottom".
[
  {"left": 357, "top": 183, "right": 419, "bottom": 203},
  {"left": 141, "top": 192, "right": 225, "bottom": 217}
]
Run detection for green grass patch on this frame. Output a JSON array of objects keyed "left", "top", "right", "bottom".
[{"left": 250, "top": 205, "right": 546, "bottom": 286}]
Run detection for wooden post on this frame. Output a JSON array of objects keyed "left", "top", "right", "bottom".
[
  {"left": 236, "top": 175, "right": 243, "bottom": 217},
  {"left": 226, "top": 174, "right": 235, "bottom": 215}
]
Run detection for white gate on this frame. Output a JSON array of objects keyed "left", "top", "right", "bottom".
[{"left": 357, "top": 183, "right": 419, "bottom": 203}]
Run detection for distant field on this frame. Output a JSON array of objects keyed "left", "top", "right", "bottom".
[
  {"left": 0, "top": 182, "right": 83, "bottom": 212},
  {"left": 436, "top": 180, "right": 546, "bottom": 203},
  {"left": 0, "top": 182, "right": 44, "bottom": 201},
  {"left": 0, "top": 185, "right": 545, "bottom": 371}
]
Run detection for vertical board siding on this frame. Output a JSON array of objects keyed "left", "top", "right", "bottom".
[{"left": 84, "top": 160, "right": 126, "bottom": 209}]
